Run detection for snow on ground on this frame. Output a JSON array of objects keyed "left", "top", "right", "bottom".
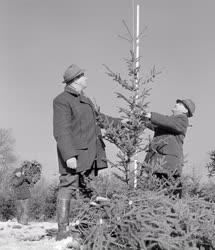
[{"left": 0, "top": 220, "right": 58, "bottom": 250}]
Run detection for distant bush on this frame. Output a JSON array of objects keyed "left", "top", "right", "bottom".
[
  {"left": 43, "top": 183, "right": 58, "bottom": 220},
  {"left": 182, "top": 174, "right": 215, "bottom": 203},
  {"left": 199, "top": 182, "right": 215, "bottom": 202},
  {"left": 0, "top": 193, "right": 15, "bottom": 221},
  {"left": 28, "top": 177, "right": 58, "bottom": 221},
  {"left": 0, "top": 175, "right": 59, "bottom": 222}
]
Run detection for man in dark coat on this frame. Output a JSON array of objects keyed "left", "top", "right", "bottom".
[
  {"left": 53, "top": 64, "right": 120, "bottom": 241},
  {"left": 142, "top": 99, "right": 195, "bottom": 197}
]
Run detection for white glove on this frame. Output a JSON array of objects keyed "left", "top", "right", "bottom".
[
  {"left": 66, "top": 157, "right": 77, "bottom": 169},
  {"left": 121, "top": 118, "right": 129, "bottom": 124},
  {"left": 145, "top": 112, "right": 151, "bottom": 119},
  {"left": 15, "top": 172, "right": 22, "bottom": 177}
]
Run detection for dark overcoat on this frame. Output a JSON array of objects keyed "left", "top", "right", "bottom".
[
  {"left": 53, "top": 86, "right": 110, "bottom": 174},
  {"left": 145, "top": 112, "right": 189, "bottom": 175},
  {"left": 11, "top": 167, "right": 31, "bottom": 200}
]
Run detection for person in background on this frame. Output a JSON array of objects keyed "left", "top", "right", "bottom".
[
  {"left": 11, "top": 166, "right": 31, "bottom": 225},
  {"left": 11, "top": 160, "right": 42, "bottom": 225},
  {"left": 141, "top": 99, "right": 195, "bottom": 197}
]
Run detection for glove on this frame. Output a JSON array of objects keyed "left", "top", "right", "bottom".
[
  {"left": 15, "top": 171, "right": 22, "bottom": 177},
  {"left": 145, "top": 112, "right": 151, "bottom": 119},
  {"left": 66, "top": 157, "right": 77, "bottom": 169},
  {"left": 140, "top": 111, "right": 151, "bottom": 120}
]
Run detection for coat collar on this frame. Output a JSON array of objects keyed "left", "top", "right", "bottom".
[
  {"left": 64, "top": 85, "right": 91, "bottom": 105},
  {"left": 64, "top": 85, "right": 79, "bottom": 96}
]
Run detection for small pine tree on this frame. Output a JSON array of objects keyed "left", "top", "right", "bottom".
[{"left": 206, "top": 150, "right": 215, "bottom": 178}]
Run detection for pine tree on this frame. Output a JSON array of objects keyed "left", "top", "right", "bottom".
[
  {"left": 206, "top": 150, "right": 215, "bottom": 177},
  {"left": 97, "top": 20, "right": 160, "bottom": 188}
]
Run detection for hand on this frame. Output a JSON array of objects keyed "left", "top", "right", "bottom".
[
  {"left": 15, "top": 172, "right": 22, "bottom": 177},
  {"left": 66, "top": 157, "right": 77, "bottom": 169},
  {"left": 121, "top": 118, "right": 129, "bottom": 124},
  {"left": 140, "top": 111, "right": 151, "bottom": 118},
  {"left": 145, "top": 112, "right": 151, "bottom": 119}
]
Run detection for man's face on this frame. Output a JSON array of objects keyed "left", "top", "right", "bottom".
[
  {"left": 76, "top": 75, "right": 88, "bottom": 91},
  {"left": 172, "top": 102, "right": 188, "bottom": 116}
]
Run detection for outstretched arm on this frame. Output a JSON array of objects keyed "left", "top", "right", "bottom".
[{"left": 150, "top": 112, "right": 188, "bottom": 135}]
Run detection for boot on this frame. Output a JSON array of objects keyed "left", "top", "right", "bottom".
[
  {"left": 20, "top": 199, "right": 29, "bottom": 225},
  {"left": 16, "top": 199, "right": 29, "bottom": 225},
  {"left": 16, "top": 200, "right": 23, "bottom": 224},
  {"left": 56, "top": 199, "right": 71, "bottom": 241}
]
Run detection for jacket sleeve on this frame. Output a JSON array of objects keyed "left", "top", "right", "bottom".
[
  {"left": 53, "top": 99, "right": 78, "bottom": 161},
  {"left": 145, "top": 120, "right": 157, "bottom": 131},
  {"left": 11, "top": 172, "right": 25, "bottom": 187},
  {"left": 150, "top": 112, "right": 188, "bottom": 135}
]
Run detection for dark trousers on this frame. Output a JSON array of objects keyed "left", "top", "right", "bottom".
[
  {"left": 16, "top": 199, "right": 29, "bottom": 223},
  {"left": 58, "top": 161, "right": 98, "bottom": 200}
]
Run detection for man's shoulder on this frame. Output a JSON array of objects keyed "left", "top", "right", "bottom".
[{"left": 53, "top": 90, "right": 72, "bottom": 104}]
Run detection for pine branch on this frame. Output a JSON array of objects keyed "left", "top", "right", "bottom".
[
  {"left": 122, "top": 19, "right": 133, "bottom": 41},
  {"left": 103, "top": 64, "right": 136, "bottom": 91},
  {"left": 115, "top": 92, "right": 133, "bottom": 106},
  {"left": 206, "top": 150, "right": 215, "bottom": 177}
]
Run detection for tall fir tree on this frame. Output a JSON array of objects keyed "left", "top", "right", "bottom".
[{"left": 97, "top": 20, "right": 160, "bottom": 188}]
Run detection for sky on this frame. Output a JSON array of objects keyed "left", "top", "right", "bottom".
[{"left": 1, "top": 0, "right": 215, "bottom": 181}]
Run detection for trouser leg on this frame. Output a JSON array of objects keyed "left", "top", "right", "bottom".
[
  {"left": 78, "top": 167, "right": 98, "bottom": 199},
  {"left": 17, "top": 199, "right": 29, "bottom": 225},
  {"left": 22, "top": 199, "right": 29, "bottom": 225},
  {"left": 56, "top": 163, "right": 98, "bottom": 241},
  {"left": 16, "top": 200, "right": 23, "bottom": 223}
]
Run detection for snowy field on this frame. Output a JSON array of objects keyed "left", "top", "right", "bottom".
[{"left": 0, "top": 220, "right": 58, "bottom": 250}]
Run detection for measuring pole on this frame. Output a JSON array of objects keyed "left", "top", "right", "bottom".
[{"left": 134, "top": 3, "right": 140, "bottom": 189}]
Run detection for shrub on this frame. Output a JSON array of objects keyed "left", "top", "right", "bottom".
[
  {"left": 0, "top": 193, "right": 16, "bottom": 221},
  {"left": 71, "top": 174, "right": 215, "bottom": 250},
  {"left": 43, "top": 183, "right": 58, "bottom": 220},
  {"left": 29, "top": 177, "right": 58, "bottom": 221}
]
